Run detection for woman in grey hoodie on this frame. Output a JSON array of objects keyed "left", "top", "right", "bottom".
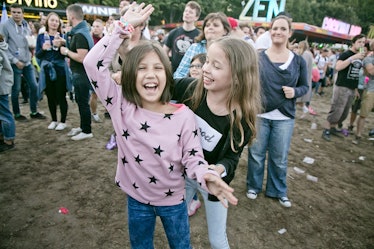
[{"left": 0, "top": 34, "right": 15, "bottom": 152}]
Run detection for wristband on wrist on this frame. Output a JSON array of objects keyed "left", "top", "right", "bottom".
[
  {"left": 119, "top": 17, "right": 135, "bottom": 33},
  {"left": 64, "top": 48, "right": 69, "bottom": 56}
]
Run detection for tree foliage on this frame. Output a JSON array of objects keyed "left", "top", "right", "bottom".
[{"left": 55, "top": 0, "right": 373, "bottom": 34}]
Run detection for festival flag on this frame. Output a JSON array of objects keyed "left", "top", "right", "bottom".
[{"left": 1, "top": 2, "right": 8, "bottom": 24}]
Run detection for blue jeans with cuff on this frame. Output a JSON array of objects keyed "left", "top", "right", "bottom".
[
  {"left": 127, "top": 195, "right": 191, "bottom": 249},
  {"left": 247, "top": 117, "right": 294, "bottom": 198}
]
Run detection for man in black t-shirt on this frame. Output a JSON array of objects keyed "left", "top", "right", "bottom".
[
  {"left": 322, "top": 34, "right": 366, "bottom": 141},
  {"left": 60, "top": 4, "right": 94, "bottom": 141},
  {"left": 163, "top": 1, "right": 201, "bottom": 73}
]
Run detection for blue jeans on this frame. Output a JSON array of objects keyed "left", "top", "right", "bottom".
[
  {"left": 127, "top": 195, "right": 191, "bottom": 249},
  {"left": 185, "top": 178, "right": 230, "bottom": 249},
  {"left": 247, "top": 117, "right": 295, "bottom": 198},
  {"left": 11, "top": 64, "right": 39, "bottom": 115},
  {"left": 0, "top": 95, "right": 16, "bottom": 140},
  {"left": 72, "top": 73, "right": 91, "bottom": 133}
]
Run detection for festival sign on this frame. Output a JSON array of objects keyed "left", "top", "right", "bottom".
[{"left": 239, "top": 0, "right": 286, "bottom": 22}]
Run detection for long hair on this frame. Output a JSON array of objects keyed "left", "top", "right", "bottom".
[
  {"left": 121, "top": 40, "right": 174, "bottom": 107},
  {"left": 189, "top": 37, "right": 261, "bottom": 149},
  {"left": 195, "top": 12, "right": 231, "bottom": 43},
  {"left": 45, "top": 12, "right": 62, "bottom": 34}
]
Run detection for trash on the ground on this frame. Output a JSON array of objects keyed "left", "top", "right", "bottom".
[
  {"left": 293, "top": 167, "right": 305, "bottom": 174},
  {"left": 358, "top": 156, "right": 365, "bottom": 161},
  {"left": 311, "top": 123, "right": 317, "bottom": 129},
  {"left": 303, "top": 156, "right": 315, "bottom": 164},
  {"left": 303, "top": 138, "right": 313, "bottom": 143},
  {"left": 59, "top": 207, "right": 69, "bottom": 214},
  {"left": 306, "top": 174, "right": 318, "bottom": 182},
  {"left": 278, "top": 228, "right": 287, "bottom": 234},
  {"left": 369, "top": 137, "right": 374, "bottom": 141}
]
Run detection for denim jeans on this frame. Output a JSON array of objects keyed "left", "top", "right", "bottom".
[
  {"left": 0, "top": 95, "right": 16, "bottom": 140},
  {"left": 185, "top": 178, "right": 230, "bottom": 249},
  {"left": 247, "top": 117, "right": 295, "bottom": 198},
  {"left": 11, "top": 64, "right": 39, "bottom": 115},
  {"left": 127, "top": 195, "right": 192, "bottom": 249},
  {"left": 72, "top": 73, "right": 91, "bottom": 134}
]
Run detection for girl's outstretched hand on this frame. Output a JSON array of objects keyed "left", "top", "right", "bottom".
[
  {"left": 204, "top": 174, "right": 238, "bottom": 208},
  {"left": 122, "top": 2, "right": 154, "bottom": 28}
]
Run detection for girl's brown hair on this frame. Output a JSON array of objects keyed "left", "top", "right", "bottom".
[
  {"left": 121, "top": 40, "right": 174, "bottom": 107},
  {"left": 195, "top": 12, "right": 231, "bottom": 43}
]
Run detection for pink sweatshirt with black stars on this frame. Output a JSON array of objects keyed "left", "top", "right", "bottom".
[{"left": 83, "top": 23, "right": 218, "bottom": 206}]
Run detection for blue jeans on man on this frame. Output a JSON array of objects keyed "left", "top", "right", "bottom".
[
  {"left": 247, "top": 117, "right": 295, "bottom": 198},
  {"left": 127, "top": 195, "right": 191, "bottom": 249},
  {"left": 0, "top": 94, "right": 16, "bottom": 140},
  {"left": 11, "top": 63, "right": 39, "bottom": 115}
]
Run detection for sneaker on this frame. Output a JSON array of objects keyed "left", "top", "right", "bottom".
[
  {"left": 279, "top": 197, "right": 292, "bottom": 208},
  {"left": 308, "top": 106, "right": 317, "bottom": 115},
  {"left": 369, "top": 129, "right": 374, "bottom": 137},
  {"left": 48, "top": 121, "right": 58, "bottom": 130},
  {"left": 352, "top": 136, "right": 361, "bottom": 145},
  {"left": 30, "top": 112, "right": 46, "bottom": 119},
  {"left": 188, "top": 199, "right": 201, "bottom": 216},
  {"left": 302, "top": 105, "right": 309, "bottom": 113},
  {"left": 348, "top": 125, "right": 354, "bottom": 134},
  {"left": 71, "top": 132, "right": 93, "bottom": 141},
  {"left": 105, "top": 134, "right": 117, "bottom": 150},
  {"left": 92, "top": 113, "right": 102, "bottom": 123},
  {"left": 55, "top": 123, "right": 67, "bottom": 131},
  {"left": 246, "top": 190, "right": 258, "bottom": 200},
  {"left": 322, "top": 129, "right": 331, "bottom": 141},
  {"left": 330, "top": 127, "right": 344, "bottom": 138},
  {"left": 14, "top": 114, "right": 28, "bottom": 122},
  {"left": 67, "top": 127, "right": 82, "bottom": 136},
  {"left": 0, "top": 142, "right": 15, "bottom": 152}
]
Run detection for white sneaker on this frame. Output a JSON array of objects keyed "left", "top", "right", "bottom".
[
  {"left": 48, "top": 121, "right": 58, "bottom": 130},
  {"left": 92, "top": 113, "right": 102, "bottom": 123},
  {"left": 55, "top": 123, "right": 67, "bottom": 131},
  {"left": 71, "top": 132, "right": 93, "bottom": 141},
  {"left": 188, "top": 199, "right": 201, "bottom": 216},
  {"left": 246, "top": 190, "right": 257, "bottom": 200},
  {"left": 67, "top": 127, "right": 82, "bottom": 136},
  {"left": 279, "top": 197, "right": 292, "bottom": 208}
]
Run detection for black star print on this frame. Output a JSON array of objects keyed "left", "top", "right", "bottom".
[
  {"left": 169, "top": 163, "right": 174, "bottom": 172},
  {"left": 103, "top": 44, "right": 107, "bottom": 49},
  {"left": 189, "top": 148, "right": 198, "bottom": 156},
  {"left": 140, "top": 122, "right": 150, "bottom": 132},
  {"left": 193, "top": 129, "right": 198, "bottom": 137},
  {"left": 198, "top": 161, "right": 205, "bottom": 165},
  {"left": 122, "top": 156, "right": 128, "bottom": 165},
  {"left": 149, "top": 176, "right": 158, "bottom": 184},
  {"left": 122, "top": 129, "right": 130, "bottom": 139},
  {"left": 177, "top": 133, "right": 181, "bottom": 141},
  {"left": 96, "top": 60, "right": 104, "bottom": 70},
  {"left": 181, "top": 196, "right": 185, "bottom": 202},
  {"left": 165, "top": 189, "right": 174, "bottom": 197},
  {"left": 116, "top": 181, "right": 120, "bottom": 187},
  {"left": 153, "top": 145, "right": 164, "bottom": 157},
  {"left": 91, "top": 79, "right": 98, "bottom": 89},
  {"left": 164, "top": 113, "right": 173, "bottom": 119},
  {"left": 134, "top": 155, "right": 143, "bottom": 164},
  {"left": 132, "top": 182, "right": 139, "bottom": 189},
  {"left": 105, "top": 96, "right": 113, "bottom": 106}
]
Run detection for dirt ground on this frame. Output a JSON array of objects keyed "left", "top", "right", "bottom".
[{"left": 1, "top": 86, "right": 374, "bottom": 249}]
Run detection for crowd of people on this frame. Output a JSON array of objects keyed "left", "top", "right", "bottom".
[{"left": 0, "top": 1, "right": 373, "bottom": 248}]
